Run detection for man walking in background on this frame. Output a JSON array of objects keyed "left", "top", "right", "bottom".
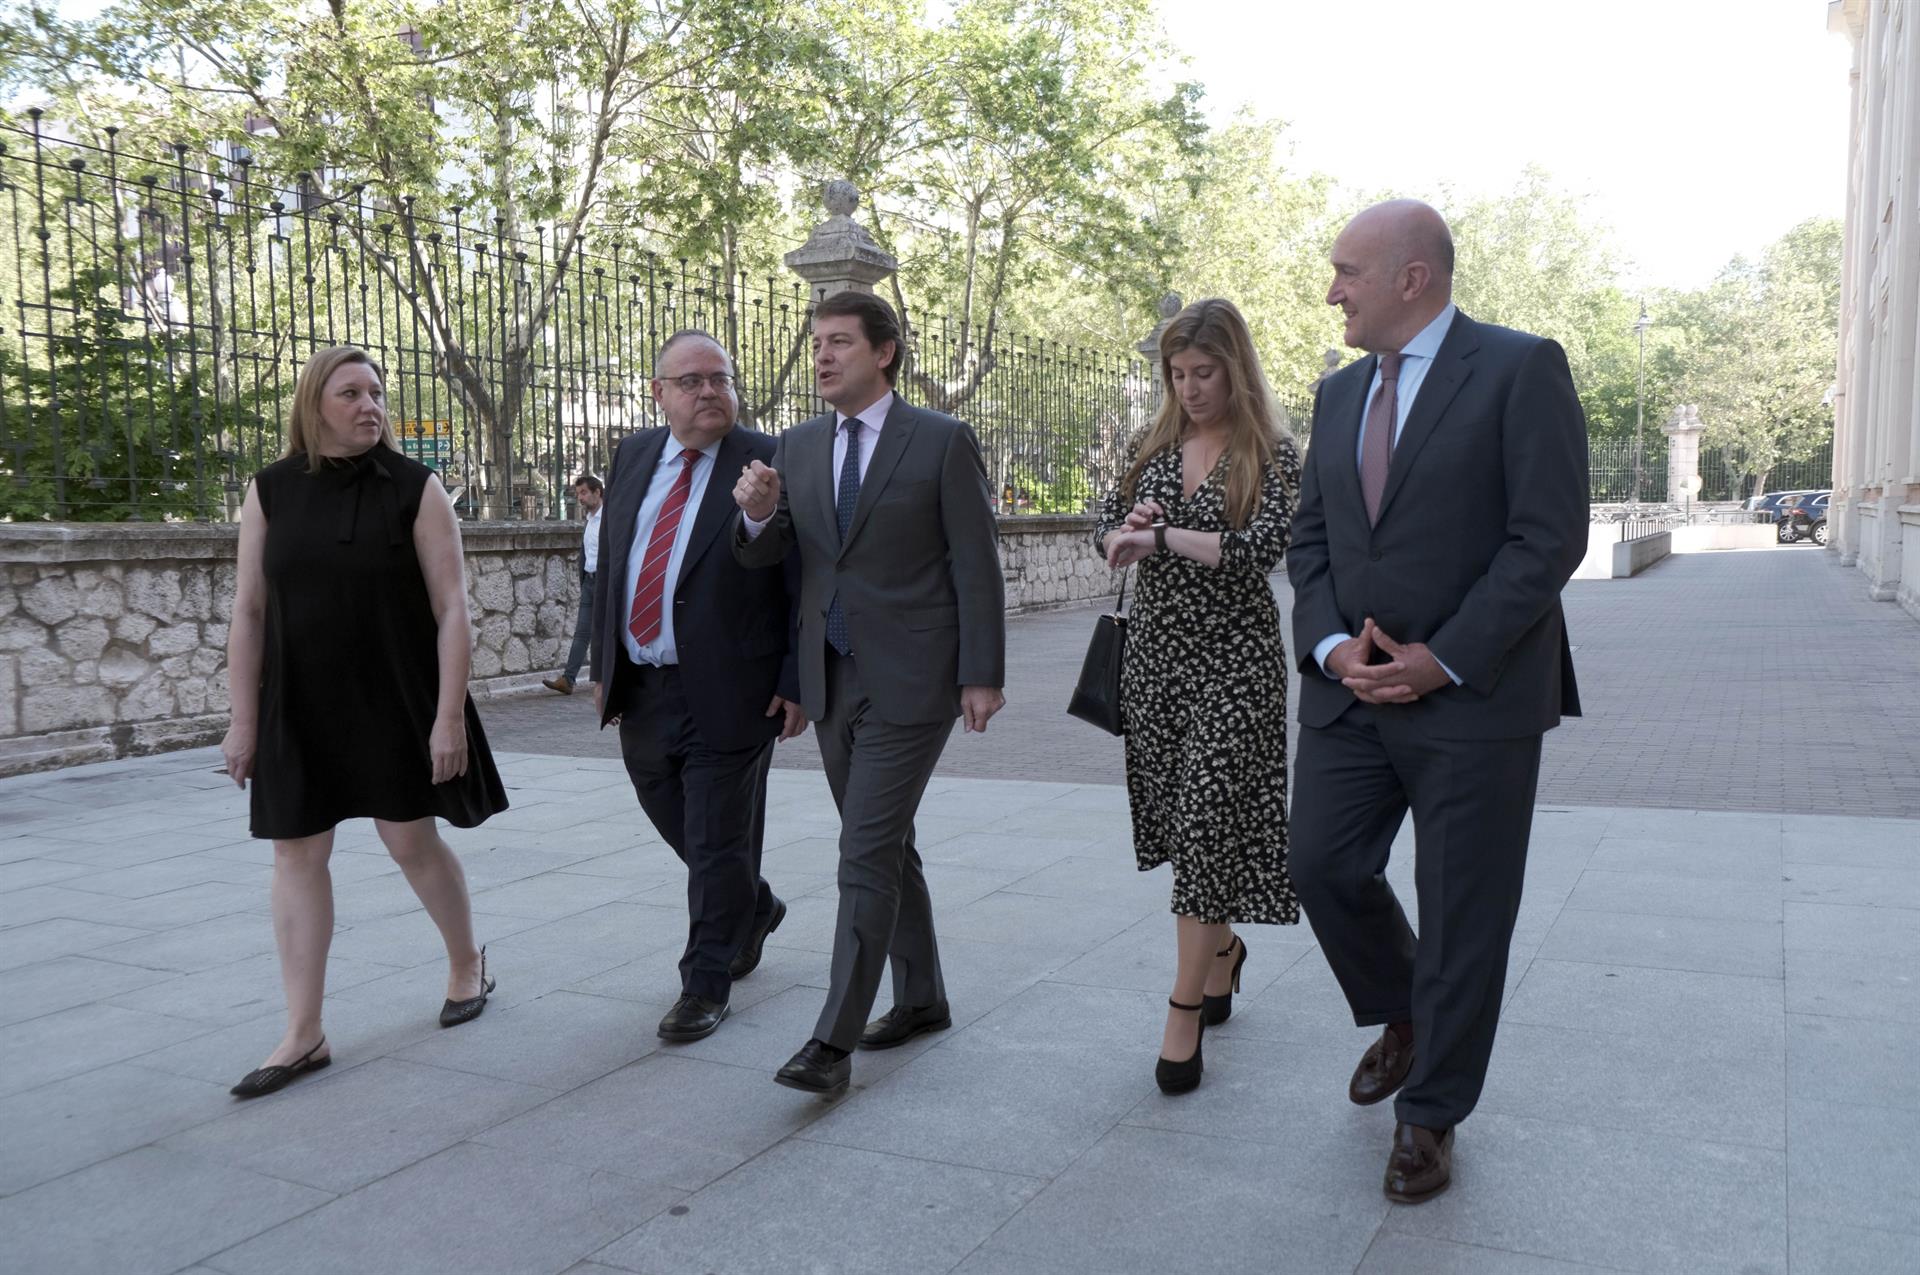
[
  {"left": 1287, "top": 199, "right": 1589, "bottom": 1203},
  {"left": 592, "top": 331, "right": 805, "bottom": 1042},
  {"left": 544, "top": 473, "right": 603, "bottom": 696},
  {"left": 733, "top": 290, "right": 1005, "bottom": 1095}
]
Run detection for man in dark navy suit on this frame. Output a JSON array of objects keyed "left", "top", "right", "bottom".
[
  {"left": 1288, "top": 200, "right": 1589, "bottom": 1203},
  {"left": 591, "top": 330, "right": 804, "bottom": 1042}
]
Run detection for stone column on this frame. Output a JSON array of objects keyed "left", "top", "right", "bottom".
[
  {"left": 1662, "top": 404, "right": 1705, "bottom": 505},
  {"left": 784, "top": 181, "right": 898, "bottom": 302},
  {"left": 1137, "top": 293, "right": 1183, "bottom": 409}
]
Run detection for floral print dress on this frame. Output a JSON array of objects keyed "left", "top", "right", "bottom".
[{"left": 1092, "top": 440, "right": 1302, "bottom": 925}]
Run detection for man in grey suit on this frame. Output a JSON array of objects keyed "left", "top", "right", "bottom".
[
  {"left": 733, "top": 289, "right": 1006, "bottom": 1094},
  {"left": 1287, "top": 200, "right": 1589, "bottom": 1203}
]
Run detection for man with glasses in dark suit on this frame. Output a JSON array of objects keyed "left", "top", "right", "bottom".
[{"left": 591, "top": 330, "right": 805, "bottom": 1043}]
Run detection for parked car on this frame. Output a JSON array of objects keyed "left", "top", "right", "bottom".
[
  {"left": 1778, "top": 491, "right": 1831, "bottom": 546},
  {"left": 1746, "top": 490, "right": 1817, "bottom": 542}
]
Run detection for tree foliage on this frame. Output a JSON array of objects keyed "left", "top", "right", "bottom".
[{"left": 1654, "top": 218, "right": 1841, "bottom": 498}]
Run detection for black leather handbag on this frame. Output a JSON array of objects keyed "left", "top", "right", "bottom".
[{"left": 1066, "top": 572, "right": 1129, "bottom": 736}]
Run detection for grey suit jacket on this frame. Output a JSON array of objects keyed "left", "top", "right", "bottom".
[
  {"left": 733, "top": 396, "right": 1005, "bottom": 725},
  {"left": 1287, "top": 310, "right": 1590, "bottom": 741}
]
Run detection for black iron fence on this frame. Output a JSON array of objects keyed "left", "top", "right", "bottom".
[
  {"left": 1587, "top": 435, "right": 1834, "bottom": 505},
  {"left": 1, "top": 116, "right": 1158, "bottom": 522}
]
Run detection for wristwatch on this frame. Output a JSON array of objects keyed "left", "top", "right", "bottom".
[{"left": 1152, "top": 520, "right": 1168, "bottom": 553}]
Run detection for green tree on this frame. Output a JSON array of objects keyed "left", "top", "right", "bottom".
[
  {"left": 1661, "top": 218, "right": 1841, "bottom": 499},
  {"left": 877, "top": 0, "right": 1205, "bottom": 412},
  {"left": 1, "top": 266, "right": 272, "bottom": 521}
]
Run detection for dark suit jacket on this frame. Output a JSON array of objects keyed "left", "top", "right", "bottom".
[
  {"left": 591, "top": 424, "right": 800, "bottom": 750},
  {"left": 1287, "top": 310, "right": 1589, "bottom": 741},
  {"left": 733, "top": 396, "right": 1005, "bottom": 726}
]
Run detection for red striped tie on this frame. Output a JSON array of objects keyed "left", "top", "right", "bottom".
[{"left": 627, "top": 449, "right": 699, "bottom": 647}]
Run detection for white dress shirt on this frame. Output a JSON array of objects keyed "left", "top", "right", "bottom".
[
  {"left": 620, "top": 437, "right": 721, "bottom": 666},
  {"left": 1313, "top": 304, "right": 1462, "bottom": 684},
  {"left": 581, "top": 506, "right": 602, "bottom": 575},
  {"left": 742, "top": 390, "right": 894, "bottom": 540}
]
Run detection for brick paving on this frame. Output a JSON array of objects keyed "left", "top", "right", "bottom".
[{"left": 479, "top": 544, "right": 1920, "bottom": 818}]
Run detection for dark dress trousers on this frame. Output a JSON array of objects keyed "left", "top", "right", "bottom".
[
  {"left": 591, "top": 424, "right": 800, "bottom": 1004},
  {"left": 1286, "top": 310, "right": 1589, "bottom": 1130},
  {"left": 734, "top": 395, "right": 1005, "bottom": 1050}
]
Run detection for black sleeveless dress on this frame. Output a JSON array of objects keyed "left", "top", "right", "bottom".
[{"left": 248, "top": 447, "right": 509, "bottom": 840}]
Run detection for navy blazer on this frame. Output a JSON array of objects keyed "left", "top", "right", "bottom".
[
  {"left": 1287, "top": 310, "right": 1590, "bottom": 741},
  {"left": 590, "top": 424, "right": 801, "bottom": 750}
]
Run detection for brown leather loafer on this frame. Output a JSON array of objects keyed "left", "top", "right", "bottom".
[
  {"left": 542, "top": 675, "right": 573, "bottom": 694},
  {"left": 1384, "top": 1121, "right": 1453, "bottom": 1204},
  {"left": 1349, "top": 1027, "right": 1414, "bottom": 1105}
]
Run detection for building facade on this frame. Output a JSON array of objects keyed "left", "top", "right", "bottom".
[{"left": 1829, "top": 0, "right": 1920, "bottom": 621}]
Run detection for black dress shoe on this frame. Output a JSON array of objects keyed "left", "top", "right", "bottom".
[
  {"left": 440, "top": 946, "right": 495, "bottom": 1028},
  {"left": 230, "top": 1037, "right": 330, "bottom": 1099},
  {"left": 657, "top": 993, "right": 730, "bottom": 1042},
  {"left": 1384, "top": 1121, "right": 1454, "bottom": 1203},
  {"left": 729, "top": 897, "right": 787, "bottom": 980},
  {"left": 775, "top": 1039, "right": 851, "bottom": 1094},
  {"left": 1349, "top": 1025, "right": 1414, "bottom": 1105},
  {"left": 858, "top": 1000, "right": 952, "bottom": 1051}
]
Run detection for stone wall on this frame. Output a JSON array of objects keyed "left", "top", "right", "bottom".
[
  {"left": 1, "top": 514, "right": 1121, "bottom": 776},
  {"left": 997, "top": 515, "right": 1124, "bottom": 613},
  {"left": 0, "top": 522, "right": 581, "bottom": 776}
]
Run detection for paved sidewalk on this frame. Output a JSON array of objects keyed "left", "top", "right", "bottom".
[
  {"left": 2, "top": 743, "right": 1917, "bottom": 1274},
  {"left": 3, "top": 543, "right": 1917, "bottom": 1274}
]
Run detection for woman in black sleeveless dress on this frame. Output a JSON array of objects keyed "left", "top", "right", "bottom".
[{"left": 221, "top": 346, "right": 508, "bottom": 1098}]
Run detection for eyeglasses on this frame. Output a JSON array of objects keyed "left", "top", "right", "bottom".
[{"left": 662, "top": 372, "right": 736, "bottom": 393}]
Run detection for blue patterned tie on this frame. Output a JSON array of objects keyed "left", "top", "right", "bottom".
[{"left": 825, "top": 418, "right": 862, "bottom": 654}]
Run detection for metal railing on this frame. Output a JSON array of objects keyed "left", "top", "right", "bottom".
[
  {"left": 1587, "top": 436, "right": 1833, "bottom": 505},
  {"left": 1, "top": 116, "right": 1158, "bottom": 522}
]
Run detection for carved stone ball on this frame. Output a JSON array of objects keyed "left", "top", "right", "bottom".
[
  {"left": 1157, "top": 292, "right": 1183, "bottom": 319},
  {"left": 824, "top": 181, "right": 859, "bottom": 217}
]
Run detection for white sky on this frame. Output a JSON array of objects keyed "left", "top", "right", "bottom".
[{"left": 1161, "top": 0, "right": 1853, "bottom": 290}]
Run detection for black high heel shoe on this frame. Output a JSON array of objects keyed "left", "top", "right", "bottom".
[
  {"left": 1202, "top": 934, "right": 1247, "bottom": 1026},
  {"left": 439, "top": 946, "right": 495, "bottom": 1027},
  {"left": 1155, "top": 998, "right": 1206, "bottom": 1095},
  {"left": 230, "top": 1037, "right": 330, "bottom": 1099}
]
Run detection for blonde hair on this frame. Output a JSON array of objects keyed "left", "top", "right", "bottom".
[
  {"left": 285, "top": 345, "right": 401, "bottom": 472},
  {"left": 1122, "top": 298, "right": 1295, "bottom": 529}
]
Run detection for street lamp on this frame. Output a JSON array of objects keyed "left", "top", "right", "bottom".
[{"left": 1631, "top": 303, "right": 1652, "bottom": 506}]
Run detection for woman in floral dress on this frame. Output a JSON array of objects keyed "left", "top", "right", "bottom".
[{"left": 1094, "top": 298, "right": 1301, "bottom": 1094}]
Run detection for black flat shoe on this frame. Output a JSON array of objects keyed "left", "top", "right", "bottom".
[
  {"left": 729, "top": 897, "right": 787, "bottom": 980},
  {"left": 775, "top": 1038, "right": 850, "bottom": 1095},
  {"left": 1201, "top": 934, "right": 1247, "bottom": 1026},
  {"left": 230, "top": 1037, "right": 330, "bottom": 1099},
  {"left": 657, "top": 993, "right": 730, "bottom": 1042},
  {"left": 858, "top": 1000, "right": 952, "bottom": 1050},
  {"left": 440, "top": 946, "right": 495, "bottom": 1028},
  {"left": 1155, "top": 998, "right": 1205, "bottom": 1095}
]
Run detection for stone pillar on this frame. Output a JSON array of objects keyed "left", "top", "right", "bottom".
[
  {"left": 1137, "top": 293, "right": 1183, "bottom": 409},
  {"left": 783, "top": 181, "right": 898, "bottom": 302},
  {"left": 1662, "top": 404, "right": 1705, "bottom": 505}
]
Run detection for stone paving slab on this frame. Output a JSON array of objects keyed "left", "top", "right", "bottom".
[{"left": 2, "top": 745, "right": 1916, "bottom": 1274}]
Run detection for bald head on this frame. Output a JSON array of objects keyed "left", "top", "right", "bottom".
[{"left": 1327, "top": 200, "right": 1455, "bottom": 353}]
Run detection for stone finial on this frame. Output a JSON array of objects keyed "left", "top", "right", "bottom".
[
  {"left": 823, "top": 180, "right": 859, "bottom": 218},
  {"left": 785, "top": 179, "right": 897, "bottom": 299},
  {"left": 1157, "top": 292, "right": 1183, "bottom": 320},
  {"left": 1318, "top": 348, "right": 1343, "bottom": 380}
]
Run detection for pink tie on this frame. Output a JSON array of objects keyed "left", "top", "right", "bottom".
[{"left": 1360, "top": 352, "right": 1403, "bottom": 526}]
